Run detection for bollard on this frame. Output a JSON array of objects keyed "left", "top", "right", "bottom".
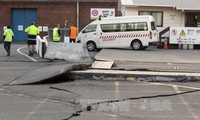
[
  {"left": 163, "top": 37, "right": 168, "bottom": 49},
  {"left": 178, "top": 42, "right": 182, "bottom": 49}
]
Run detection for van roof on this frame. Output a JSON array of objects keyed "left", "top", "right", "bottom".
[
  {"left": 89, "top": 15, "right": 155, "bottom": 25},
  {"left": 100, "top": 15, "right": 154, "bottom": 20}
]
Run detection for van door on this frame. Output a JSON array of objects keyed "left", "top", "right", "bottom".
[
  {"left": 98, "top": 23, "right": 120, "bottom": 48},
  {"left": 150, "top": 21, "right": 157, "bottom": 41},
  {"left": 80, "top": 24, "right": 97, "bottom": 44}
]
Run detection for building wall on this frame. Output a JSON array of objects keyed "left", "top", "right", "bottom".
[
  {"left": 123, "top": 7, "right": 185, "bottom": 30},
  {"left": 0, "top": 1, "right": 118, "bottom": 38},
  {"left": 38, "top": 2, "right": 77, "bottom": 28},
  {"left": 79, "top": 2, "right": 118, "bottom": 30}
]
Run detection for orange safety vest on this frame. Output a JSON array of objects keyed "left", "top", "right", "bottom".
[{"left": 70, "top": 26, "right": 77, "bottom": 39}]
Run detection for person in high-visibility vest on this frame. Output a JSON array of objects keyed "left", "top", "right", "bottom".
[
  {"left": 25, "top": 22, "right": 40, "bottom": 56},
  {"left": 3, "top": 26, "right": 14, "bottom": 56},
  {"left": 53, "top": 24, "right": 61, "bottom": 42},
  {"left": 69, "top": 24, "right": 77, "bottom": 43}
]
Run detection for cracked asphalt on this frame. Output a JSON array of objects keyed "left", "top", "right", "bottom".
[{"left": 0, "top": 44, "right": 200, "bottom": 120}]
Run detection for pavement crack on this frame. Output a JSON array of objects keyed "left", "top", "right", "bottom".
[
  {"left": 1, "top": 87, "right": 76, "bottom": 107},
  {"left": 62, "top": 89, "right": 200, "bottom": 120},
  {"left": 3, "top": 71, "right": 29, "bottom": 87},
  {"left": 50, "top": 86, "right": 81, "bottom": 96}
]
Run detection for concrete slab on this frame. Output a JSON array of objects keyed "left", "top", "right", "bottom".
[
  {"left": 91, "top": 61, "right": 114, "bottom": 69},
  {"left": 94, "top": 48, "right": 200, "bottom": 72},
  {"left": 10, "top": 63, "right": 91, "bottom": 85},
  {"left": 95, "top": 48, "right": 200, "bottom": 64}
]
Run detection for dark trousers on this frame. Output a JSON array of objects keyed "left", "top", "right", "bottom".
[
  {"left": 70, "top": 39, "right": 76, "bottom": 43},
  {"left": 4, "top": 42, "right": 11, "bottom": 53}
]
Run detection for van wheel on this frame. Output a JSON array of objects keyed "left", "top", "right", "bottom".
[
  {"left": 131, "top": 40, "right": 143, "bottom": 50},
  {"left": 87, "top": 41, "right": 96, "bottom": 51}
]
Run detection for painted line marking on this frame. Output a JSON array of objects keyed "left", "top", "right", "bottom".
[
  {"left": 127, "top": 78, "right": 200, "bottom": 90},
  {"left": 17, "top": 47, "right": 38, "bottom": 62},
  {"left": 173, "top": 85, "right": 199, "bottom": 120},
  {"left": 22, "top": 92, "right": 51, "bottom": 120}
]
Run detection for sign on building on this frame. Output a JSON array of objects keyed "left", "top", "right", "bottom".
[
  {"left": 170, "top": 27, "right": 200, "bottom": 44},
  {"left": 90, "top": 8, "right": 115, "bottom": 20}
]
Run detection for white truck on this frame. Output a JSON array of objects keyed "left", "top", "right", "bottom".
[{"left": 77, "top": 15, "right": 157, "bottom": 51}]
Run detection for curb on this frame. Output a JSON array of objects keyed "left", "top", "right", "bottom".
[{"left": 69, "top": 69, "right": 200, "bottom": 82}]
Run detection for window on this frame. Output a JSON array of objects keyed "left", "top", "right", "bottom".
[
  {"left": 126, "top": 22, "right": 148, "bottom": 31},
  {"left": 82, "top": 24, "right": 97, "bottom": 33},
  {"left": 151, "top": 22, "right": 156, "bottom": 30},
  {"left": 134, "top": 22, "right": 148, "bottom": 31},
  {"left": 100, "top": 22, "right": 148, "bottom": 32},
  {"left": 100, "top": 24, "right": 120, "bottom": 32},
  {"left": 139, "top": 11, "right": 163, "bottom": 27}
]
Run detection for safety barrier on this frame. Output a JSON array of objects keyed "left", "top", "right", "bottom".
[
  {"left": 36, "top": 35, "right": 91, "bottom": 62},
  {"left": 44, "top": 42, "right": 92, "bottom": 62}
]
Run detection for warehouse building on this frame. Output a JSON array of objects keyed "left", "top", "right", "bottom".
[{"left": 0, "top": 0, "right": 118, "bottom": 42}]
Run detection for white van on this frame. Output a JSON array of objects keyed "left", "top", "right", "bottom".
[{"left": 77, "top": 15, "right": 157, "bottom": 51}]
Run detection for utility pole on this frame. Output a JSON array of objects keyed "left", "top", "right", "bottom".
[{"left": 77, "top": 0, "right": 79, "bottom": 33}]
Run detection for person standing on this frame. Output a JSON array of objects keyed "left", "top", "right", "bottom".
[
  {"left": 53, "top": 24, "right": 61, "bottom": 42},
  {"left": 3, "top": 26, "right": 14, "bottom": 56},
  {"left": 69, "top": 24, "right": 77, "bottom": 43},
  {"left": 25, "top": 22, "right": 39, "bottom": 56}
]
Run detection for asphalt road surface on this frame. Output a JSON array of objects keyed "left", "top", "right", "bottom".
[
  {"left": 0, "top": 44, "right": 200, "bottom": 120},
  {"left": 1, "top": 80, "right": 200, "bottom": 120}
]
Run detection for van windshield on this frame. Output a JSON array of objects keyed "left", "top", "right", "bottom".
[
  {"left": 82, "top": 24, "right": 97, "bottom": 33},
  {"left": 151, "top": 22, "right": 156, "bottom": 30}
]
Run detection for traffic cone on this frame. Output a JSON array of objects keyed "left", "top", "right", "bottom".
[{"left": 163, "top": 38, "right": 168, "bottom": 49}]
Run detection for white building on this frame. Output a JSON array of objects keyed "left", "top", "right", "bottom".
[
  {"left": 118, "top": 0, "right": 200, "bottom": 48},
  {"left": 119, "top": 0, "right": 200, "bottom": 30}
]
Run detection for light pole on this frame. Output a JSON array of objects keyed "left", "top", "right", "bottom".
[{"left": 77, "top": 0, "right": 79, "bottom": 33}]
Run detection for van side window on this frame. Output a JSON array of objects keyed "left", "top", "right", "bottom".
[
  {"left": 126, "top": 22, "right": 148, "bottom": 31},
  {"left": 100, "top": 24, "right": 120, "bottom": 32},
  {"left": 120, "top": 24, "right": 126, "bottom": 31},
  {"left": 82, "top": 24, "right": 97, "bottom": 33},
  {"left": 126, "top": 23, "right": 134, "bottom": 31},
  {"left": 134, "top": 22, "right": 148, "bottom": 31},
  {"left": 100, "top": 22, "right": 148, "bottom": 32}
]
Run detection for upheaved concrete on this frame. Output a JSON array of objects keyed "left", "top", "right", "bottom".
[
  {"left": 10, "top": 64, "right": 74, "bottom": 85},
  {"left": 2, "top": 44, "right": 200, "bottom": 85},
  {"left": 70, "top": 69, "right": 200, "bottom": 82},
  {"left": 94, "top": 48, "right": 200, "bottom": 72},
  {"left": 69, "top": 48, "right": 200, "bottom": 82},
  {"left": 10, "top": 63, "right": 92, "bottom": 85},
  {"left": 44, "top": 42, "right": 92, "bottom": 62}
]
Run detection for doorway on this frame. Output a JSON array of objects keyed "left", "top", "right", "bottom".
[{"left": 11, "top": 8, "right": 37, "bottom": 42}]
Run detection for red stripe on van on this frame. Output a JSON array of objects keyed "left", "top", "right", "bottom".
[{"left": 100, "top": 33, "right": 150, "bottom": 39}]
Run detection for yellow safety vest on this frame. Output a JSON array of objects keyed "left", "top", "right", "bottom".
[
  {"left": 53, "top": 27, "right": 60, "bottom": 42},
  {"left": 3, "top": 29, "right": 14, "bottom": 42},
  {"left": 25, "top": 25, "right": 39, "bottom": 35}
]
